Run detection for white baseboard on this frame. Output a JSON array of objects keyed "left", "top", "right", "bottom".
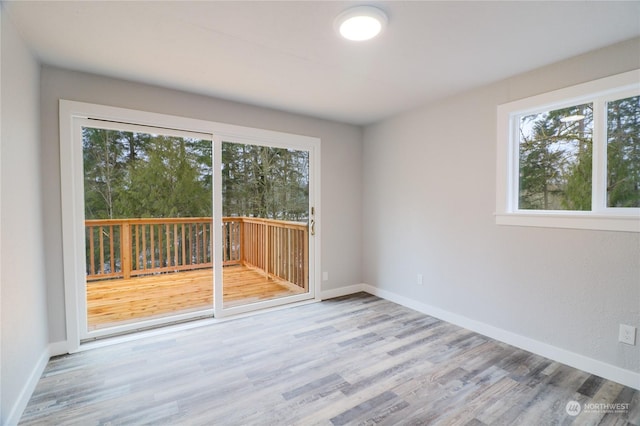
[
  {"left": 320, "top": 283, "right": 366, "bottom": 300},
  {"left": 363, "top": 284, "right": 640, "bottom": 391},
  {"left": 4, "top": 346, "right": 50, "bottom": 426}
]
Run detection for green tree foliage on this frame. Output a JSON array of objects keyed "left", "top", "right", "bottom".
[
  {"left": 83, "top": 128, "right": 212, "bottom": 219},
  {"left": 518, "top": 104, "right": 593, "bottom": 210},
  {"left": 83, "top": 129, "right": 309, "bottom": 221},
  {"left": 222, "top": 142, "right": 309, "bottom": 221},
  {"left": 606, "top": 96, "right": 640, "bottom": 207},
  {"left": 117, "top": 136, "right": 212, "bottom": 218},
  {"left": 83, "top": 128, "right": 126, "bottom": 219},
  {"left": 519, "top": 96, "right": 639, "bottom": 211}
]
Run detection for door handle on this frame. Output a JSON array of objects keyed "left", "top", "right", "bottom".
[{"left": 310, "top": 219, "right": 315, "bottom": 236}]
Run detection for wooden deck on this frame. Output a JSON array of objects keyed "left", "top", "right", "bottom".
[{"left": 87, "top": 265, "right": 305, "bottom": 330}]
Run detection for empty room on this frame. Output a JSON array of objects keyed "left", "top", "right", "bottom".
[{"left": 1, "top": 1, "right": 639, "bottom": 425}]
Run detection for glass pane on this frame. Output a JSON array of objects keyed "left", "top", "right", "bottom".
[
  {"left": 83, "top": 127, "right": 213, "bottom": 331},
  {"left": 221, "top": 141, "right": 310, "bottom": 308},
  {"left": 607, "top": 95, "right": 640, "bottom": 207},
  {"left": 518, "top": 103, "right": 593, "bottom": 210}
]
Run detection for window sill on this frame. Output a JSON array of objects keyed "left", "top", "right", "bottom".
[{"left": 495, "top": 212, "right": 640, "bottom": 233}]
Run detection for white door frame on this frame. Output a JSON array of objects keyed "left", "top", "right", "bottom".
[
  {"left": 60, "top": 100, "right": 321, "bottom": 352},
  {"left": 73, "top": 117, "right": 215, "bottom": 341},
  {"left": 212, "top": 136, "right": 318, "bottom": 318}
]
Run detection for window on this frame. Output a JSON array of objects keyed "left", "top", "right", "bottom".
[{"left": 496, "top": 70, "right": 640, "bottom": 232}]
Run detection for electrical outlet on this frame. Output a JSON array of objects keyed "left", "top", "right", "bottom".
[
  {"left": 322, "top": 271, "right": 329, "bottom": 281},
  {"left": 619, "top": 324, "right": 636, "bottom": 345},
  {"left": 417, "top": 274, "right": 423, "bottom": 285}
]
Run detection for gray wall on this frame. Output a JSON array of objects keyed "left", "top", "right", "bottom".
[
  {"left": 362, "top": 38, "right": 640, "bottom": 375},
  {"left": 1, "top": 7, "right": 49, "bottom": 425},
  {"left": 40, "top": 66, "right": 363, "bottom": 344}
]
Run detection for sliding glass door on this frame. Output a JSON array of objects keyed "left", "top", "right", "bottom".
[
  {"left": 61, "top": 101, "right": 319, "bottom": 346},
  {"left": 218, "top": 141, "right": 313, "bottom": 311},
  {"left": 79, "top": 120, "right": 214, "bottom": 339}
]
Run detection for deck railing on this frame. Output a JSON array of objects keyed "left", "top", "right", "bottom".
[
  {"left": 237, "top": 217, "right": 309, "bottom": 290},
  {"left": 85, "top": 217, "right": 308, "bottom": 289}
]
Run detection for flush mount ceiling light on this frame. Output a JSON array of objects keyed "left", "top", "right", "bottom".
[{"left": 335, "top": 6, "right": 388, "bottom": 41}]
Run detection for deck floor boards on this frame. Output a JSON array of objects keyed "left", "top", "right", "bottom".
[
  {"left": 21, "top": 293, "right": 639, "bottom": 425},
  {"left": 88, "top": 265, "right": 305, "bottom": 330}
]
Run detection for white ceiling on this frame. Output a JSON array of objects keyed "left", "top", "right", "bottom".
[{"left": 4, "top": 1, "right": 640, "bottom": 125}]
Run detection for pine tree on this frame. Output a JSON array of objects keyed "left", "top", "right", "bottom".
[
  {"left": 519, "top": 104, "right": 593, "bottom": 210},
  {"left": 606, "top": 96, "right": 640, "bottom": 207}
]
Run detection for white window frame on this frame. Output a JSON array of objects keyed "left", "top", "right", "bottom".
[{"left": 496, "top": 69, "right": 640, "bottom": 232}]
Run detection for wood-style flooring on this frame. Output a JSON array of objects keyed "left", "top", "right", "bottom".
[
  {"left": 21, "top": 293, "right": 639, "bottom": 425},
  {"left": 88, "top": 266, "right": 305, "bottom": 329}
]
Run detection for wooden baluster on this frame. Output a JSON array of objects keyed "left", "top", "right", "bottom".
[
  {"left": 247, "top": 222, "right": 252, "bottom": 266},
  {"left": 288, "top": 228, "right": 293, "bottom": 285},
  {"left": 209, "top": 221, "right": 213, "bottom": 264},
  {"left": 232, "top": 222, "right": 237, "bottom": 262},
  {"left": 300, "top": 229, "right": 304, "bottom": 288},
  {"left": 293, "top": 228, "right": 297, "bottom": 286},
  {"left": 252, "top": 221, "right": 256, "bottom": 266},
  {"left": 299, "top": 229, "right": 304, "bottom": 287},
  {"left": 261, "top": 222, "right": 265, "bottom": 270},
  {"left": 131, "top": 225, "right": 135, "bottom": 272},
  {"left": 150, "top": 224, "right": 155, "bottom": 269},
  {"left": 273, "top": 225, "right": 278, "bottom": 278},
  {"left": 195, "top": 223, "right": 201, "bottom": 265},
  {"left": 141, "top": 224, "right": 147, "bottom": 271},
  {"left": 99, "top": 226, "right": 105, "bottom": 275},
  {"left": 265, "top": 223, "right": 270, "bottom": 279},
  {"left": 238, "top": 221, "right": 242, "bottom": 262},
  {"left": 303, "top": 226, "right": 309, "bottom": 290},
  {"left": 195, "top": 223, "right": 199, "bottom": 266},
  {"left": 288, "top": 228, "right": 292, "bottom": 284},
  {"left": 257, "top": 223, "right": 260, "bottom": 267},
  {"left": 121, "top": 222, "right": 132, "bottom": 279},
  {"left": 230, "top": 221, "right": 234, "bottom": 263},
  {"left": 203, "top": 222, "right": 208, "bottom": 264},
  {"left": 165, "top": 223, "right": 171, "bottom": 267},
  {"left": 88, "top": 225, "right": 95, "bottom": 276},
  {"left": 227, "top": 220, "right": 232, "bottom": 263},
  {"left": 187, "top": 222, "right": 191, "bottom": 265},
  {"left": 276, "top": 226, "right": 281, "bottom": 279},
  {"left": 227, "top": 221, "right": 232, "bottom": 263},
  {"left": 109, "top": 225, "right": 115, "bottom": 276},
  {"left": 222, "top": 221, "right": 227, "bottom": 263},
  {"left": 276, "top": 226, "right": 280, "bottom": 278},
  {"left": 297, "top": 229, "right": 302, "bottom": 287},
  {"left": 228, "top": 222, "right": 233, "bottom": 262},
  {"left": 181, "top": 223, "right": 186, "bottom": 267},
  {"left": 173, "top": 223, "right": 178, "bottom": 268},
  {"left": 259, "top": 223, "right": 263, "bottom": 273},
  {"left": 158, "top": 225, "right": 164, "bottom": 268}
]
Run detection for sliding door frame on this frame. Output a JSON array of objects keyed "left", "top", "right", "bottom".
[
  {"left": 74, "top": 118, "right": 216, "bottom": 341},
  {"left": 60, "top": 100, "right": 321, "bottom": 352},
  {"left": 212, "top": 135, "right": 318, "bottom": 317}
]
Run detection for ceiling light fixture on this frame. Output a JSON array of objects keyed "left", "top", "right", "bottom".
[{"left": 335, "top": 6, "right": 388, "bottom": 41}]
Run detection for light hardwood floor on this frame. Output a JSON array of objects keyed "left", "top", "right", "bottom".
[{"left": 21, "top": 293, "right": 639, "bottom": 425}]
